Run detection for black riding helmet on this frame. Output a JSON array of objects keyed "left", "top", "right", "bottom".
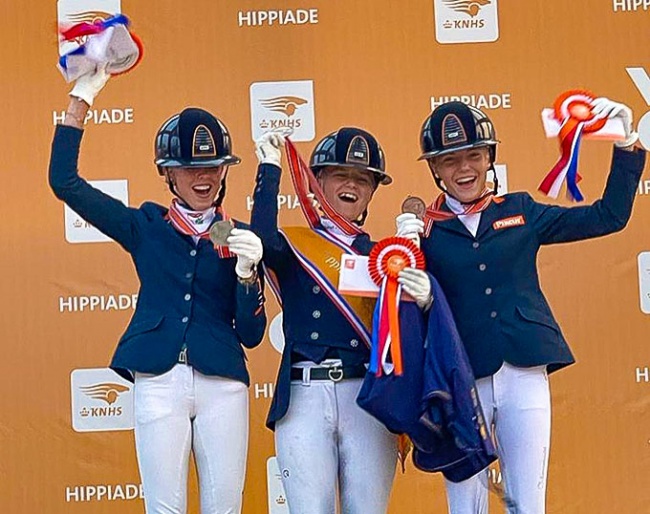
[{"left": 154, "top": 108, "right": 240, "bottom": 205}]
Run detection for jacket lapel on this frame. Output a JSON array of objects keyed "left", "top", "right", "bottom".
[{"left": 474, "top": 197, "right": 507, "bottom": 240}]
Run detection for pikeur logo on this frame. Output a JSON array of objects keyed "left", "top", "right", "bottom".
[
  {"left": 71, "top": 368, "right": 134, "bottom": 432},
  {"left": 434, "top": 0, "right": 499, "bottom": 44},
  {"left": 493, "top": 215, "right": 525, "bottom": 230},
  {"left": 250, "top": 80, "right": 315, "bottom": 142}
]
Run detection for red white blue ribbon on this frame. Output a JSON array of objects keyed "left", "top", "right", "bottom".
[
  {"left": 268, "top": 230, "right": 372, "bottom": 348},
  {"left": 539, "top": 90, "right": 606, "bottom": 202},
  {"left": 58, "top": 14, "right": 143, "bottom": 76},
  {"left": 368, "top": 237, "right": 425, "bottom": 376}
]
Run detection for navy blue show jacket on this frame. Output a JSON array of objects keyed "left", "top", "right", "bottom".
[
  {"left": 421, "top": 147, "right": 646, "bottom": 379},
  {"left": 49, "top": 125, "right": 266, "bottom": 384},
  {"left": 251, "top": 163, "right": 373, "bottom": 429}
]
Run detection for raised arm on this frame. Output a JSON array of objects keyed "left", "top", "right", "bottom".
[
  {"left": 250, "top": 133, "right": 291, "bottom": 270},
  {"left": 48, "top": 68, "right": 141, "bottom": 252}
]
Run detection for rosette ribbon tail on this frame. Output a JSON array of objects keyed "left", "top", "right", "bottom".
[
  {"left": 538, "top": 119, "right": 585, "bottom": 201},
  {"left": 370, "top": 276, "right": 403, "bottom": 376},
  {"left": 386, "top": 277, "right": 404, "bottom": 376}
]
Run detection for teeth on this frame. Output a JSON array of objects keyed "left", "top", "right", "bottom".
[
  {"left": 193, "top": 185, "right": 211, "bottom": 192},
  {"left": 456, "top": 177, "right": 475, "bottom": 185},
  {"left": 339, "top": 192, "right": 358, "bottom": 201}
]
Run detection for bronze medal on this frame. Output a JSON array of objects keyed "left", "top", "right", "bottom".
[
  {"left": 401, "top": 196, "right": 426, "bottom": 220},
  {"left": 209, "top": 220, "right": 234, "bottom": 246}
]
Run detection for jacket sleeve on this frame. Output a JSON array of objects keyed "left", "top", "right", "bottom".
[
  {"left": 234, "top": 275, "right": 267, "bottom": 349},
  {"left": 48, "top": 124, "right": 141, "bottom": 252},
  {"left": 250, "top": 163, "right": 291, "bottom": 271},
  {"left": 527, "top": 147, "right": 646, "bottom": 245}
]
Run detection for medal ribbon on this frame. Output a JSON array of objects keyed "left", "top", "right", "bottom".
[
  {"left": 166, "top": 199, "right": 233, "bottom": 258},
  {"left": 422, "top": 189, "right": 501, "bottom": 237},
  {"left": 284, "top": 138, "right": 365, "bottom": 237}
]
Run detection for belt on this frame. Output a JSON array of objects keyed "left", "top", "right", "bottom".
[
  {"left": 178, "top": 347, "right": 188, "bottom": 364},
  {"left": 290, "top": 364, "right": 367, "bottom": 383}
]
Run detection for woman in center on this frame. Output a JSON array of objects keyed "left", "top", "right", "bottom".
[{"left": 250, "top": 128, "right": 430, "bottom": 514}]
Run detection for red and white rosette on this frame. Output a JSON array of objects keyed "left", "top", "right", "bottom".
[
  {"left": 368, "top": 237, "right": 425, "bottom": 376},
  {"left": 539, "top": 89, "right": 607, "bottom": 201},
  {"left": 58, "top": 14, "right": 144, "bottom": 82}
]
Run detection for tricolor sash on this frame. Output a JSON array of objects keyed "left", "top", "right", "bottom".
[{"left": 264, "top": 226, "right": 374, "bottom": 347}]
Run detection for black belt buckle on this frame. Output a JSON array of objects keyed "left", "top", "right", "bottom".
[{"left": 327, "top": 365, "right": 343, "bottom": 382}]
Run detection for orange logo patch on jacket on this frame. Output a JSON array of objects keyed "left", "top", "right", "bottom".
[{"left": 492, "top": 215, "right": 525, "bottom": 230}]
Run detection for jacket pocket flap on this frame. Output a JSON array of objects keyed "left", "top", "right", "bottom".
[
  {"left": 515, "top": 306, "right": 559, "bottom": 332},
  {"left": 122, "top": 316, "right": 164, "bottom": 340}
]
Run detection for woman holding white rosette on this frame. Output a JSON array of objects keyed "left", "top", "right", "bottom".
[
  {"left": 49, "top": 67, "right": 267, "bottom": 514},
  {"left": 396, "top": 99, "right": 645, "bottom": 513}
]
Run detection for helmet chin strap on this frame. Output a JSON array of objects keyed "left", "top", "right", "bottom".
[
  {"left": 430, "top": 163, "right": 499, "bottom": 205},
  {"left": 164, "top": 167, "right": 227, "bottom": 210}
]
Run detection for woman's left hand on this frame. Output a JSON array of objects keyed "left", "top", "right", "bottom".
[
  {"left": 398, "top": 268, "right": 433, "bottom": 311},
  {"left": 227, "top": 228, "right": 263, "bottom": 279},
  {"left": 591, "top": 97, "right": 639, "bottom": 149}
]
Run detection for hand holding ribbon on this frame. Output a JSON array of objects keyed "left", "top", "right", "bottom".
[
  {"left": 538, "top": 90, "right": 607, "bottom": 201},
  {"left": 539, "top": 90, "right": 637, "bottom": 201},
  {"left": 368, "top": 237, "right": 425, "bottom": 377}
]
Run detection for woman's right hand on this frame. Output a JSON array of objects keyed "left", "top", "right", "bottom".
[
  {"left": 255, "top": 131, "right": 285, "bottom": 168},
  {"left": 70, "top": 66, "right": 110, "bottom": 107},
  {"left": 63, "top": 66, "right": 110, "bottom": 128}
]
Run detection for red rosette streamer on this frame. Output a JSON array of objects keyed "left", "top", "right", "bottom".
[
  {"left": 539, "top": 89, "right": 606, "bottom": 201},
  {"left": 368, "top": 237, "right": 425, "bottom": 376},
  {"left": 284, "top": 138, "right": 364, "bottom": 236}
]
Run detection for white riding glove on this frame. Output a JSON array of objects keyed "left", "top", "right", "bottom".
[
  {"left": 398, "top": 268, "right": 433, "bottom": 311},
  {"left": 227, "top": 228, "right": 263, "bottom": 279},
  {"left": 590, "top": 97, "right": 639, "bottom": 148},
  {"left": 396, "top": 212, "right": 425, "bottom": 246},
  {"left": 69, "top": 66, "right": 110, "bottom": 107},
  {"left": 255, "top": 131, "right": 286, "bottom": 168}
]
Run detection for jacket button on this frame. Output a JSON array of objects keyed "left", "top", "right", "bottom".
[
  {"left": 485, "top": 288, "right": 492, "bottom": 295},
  {"left": 490, "top": 311, "right": 497, "bottom": 318},
  {"left": 472, "top": 242, "right": 480, "bottom": 249},
  {"left": 312, "top": 286, "right": 321, "bottom": 294},
  {"left": 182, "top": 316, "right": 189, "bottom": 323},
  {"left": 184, "top": 294, "right": 191, "bottom": 301},
  {"left": 185, "top": 272, "right": 193, "bottom": 279},
  {"left": 190, "top": 249, "right": 197, "bottom": 257},
  {"left": 350, "top": 339, "right": 359, "bottom": 347},
  {"left": 310, "top": 332, "right": 319, "bottom": 340},
  {"left": 312, "top": 310, "right": 321, "bottom": 319},
  {"left": 479, "top": 264, "right": 487, "bottom": 271}
]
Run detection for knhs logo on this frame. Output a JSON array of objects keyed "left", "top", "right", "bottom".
[
  {"left": 65, "top": 10, "right": 112, "bottom": 24},
  {"left": 443, "top": 0, "right": 492, "bottom": 17},
  {"left": 80, "top": 382, "right": 130, "bottom": 405},
  {"left": 260, "top": 96, "right": 308, "bottom": 117}
]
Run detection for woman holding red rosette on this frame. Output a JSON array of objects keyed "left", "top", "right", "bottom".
[
  {"left": 251, "top": 128, "right": 432, "bottom": 513},
  {"left": 49, "top": 67, "right": 266, "bottom": 514},
  {"left": 396, "top": 99, "right": 645, "bottom": 513}
]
